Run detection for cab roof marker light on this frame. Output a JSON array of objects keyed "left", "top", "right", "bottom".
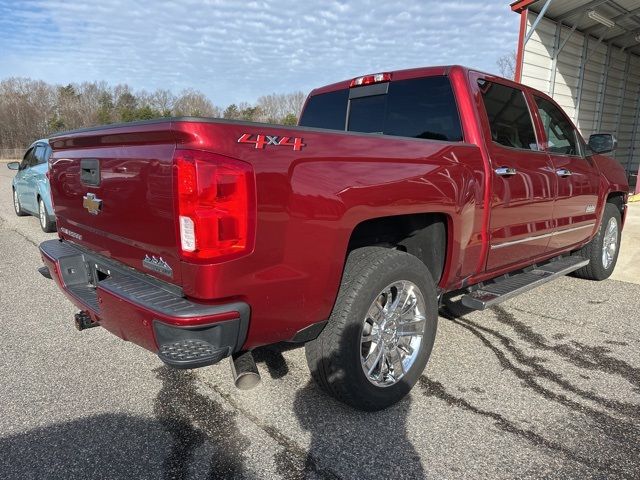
[{"left": 349, "top": 72, "right": 392, "bottom": 88}]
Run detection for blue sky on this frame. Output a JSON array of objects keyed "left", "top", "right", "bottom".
[{"left": 0, "top": 0, "right": 519, "bottom": 106}]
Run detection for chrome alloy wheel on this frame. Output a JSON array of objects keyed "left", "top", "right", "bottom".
[
  {"left": 602, "top": 216, "right": 618, "bottom": 270},
  {"left": 360, "top": 280, "right": 426, "bottom": 387},
  {"left": 14, "top": 190, "right": 20, "bottom": 214},
  {"left": 39, "top": 199, "right": 47, "bottom": 228}
]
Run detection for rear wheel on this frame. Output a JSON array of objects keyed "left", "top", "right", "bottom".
[
  {"left": 305, "top": 247, "right": 438, "bottom": 411},
  {"left": 13, "top": 189, "right": 27, "bottom": 216},
  {"left": 572, "top": 203, "right": 621, "bottom": 280},
  {"left": 38, "top": 197, "right": 56, "bottom": 233}
]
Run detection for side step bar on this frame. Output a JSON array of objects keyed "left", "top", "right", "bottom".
[{"left": 461, "top": 256, "right": 589, "bottom": 310}]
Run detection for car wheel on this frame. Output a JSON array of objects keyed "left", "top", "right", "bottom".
[
  {"left": 572, "top": 203, "right": 621, "bottom": 281},
  {"left": 13, "top": 189, "right": 28, "bottom": 216},
  {"left": 38, "top": 197, "right": 56, "bottom": 233},
  {"left": 305, "top": 246, "right": 438, "bottom": 411}
]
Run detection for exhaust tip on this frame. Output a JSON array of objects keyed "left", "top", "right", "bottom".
[{"left": 230, "top": 351, "right": 261, "bottom": 390}]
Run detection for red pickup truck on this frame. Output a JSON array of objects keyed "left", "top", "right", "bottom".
[{"left": 40, "top": 65, "right": 628, "bottom": 411}]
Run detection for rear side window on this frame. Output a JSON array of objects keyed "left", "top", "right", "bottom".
[
  {"left": 34, "top": 145, "right": 47, "bottom": 164},
  {"left": 382, "top": 76, "right": 462, "bottom": 141},
  {"left": 300, "top": 76, "right": 463, "bottom": 142},
  {"left": 299, "top": 89, "right": 349, "bottom": 130},
  {"left": 479, "top": 80, "right": 538, "bottom": 151},
  {"left": 534, "top": 96, "right": 579, "bottom": 156}
]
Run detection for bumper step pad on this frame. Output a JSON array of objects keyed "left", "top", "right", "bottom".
[
  {"left": 461, "top": 256, "right": 589, "bottom": 310},
  {"left": 158, "top": 339, "right": 229, "bottom": 369}
]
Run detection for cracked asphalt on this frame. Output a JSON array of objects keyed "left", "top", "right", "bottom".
[{"left": 1, "top": 166, "right": 639, "bottom": 479}]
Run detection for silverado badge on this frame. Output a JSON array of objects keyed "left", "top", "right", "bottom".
[
  {"left": 82, "top": 193, "right": 102, "bottom": 215},
  {"left": 143, "top": 255, "right": 173, "bottom": 278}
]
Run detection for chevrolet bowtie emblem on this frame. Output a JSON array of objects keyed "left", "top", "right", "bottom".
[{"left": 83, "top": 193, "right": 102, "bottom": 215}]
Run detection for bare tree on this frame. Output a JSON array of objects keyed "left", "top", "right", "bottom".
[
  {"left": 174, "top": 89, "right": 221, "bottom": 117},
  {"left": 0, "top": 76, "right": 306, "bottom": 151},
  {"left": 497, "top": 51, "right": 517, "bottom": 80},
  {"left": 0, "top": 78, "right": 56, "bottom": 150},
  {"left": 256, "top": 91, "right": 306, "bottom": 123},
  {"left": 150, "top": 89, "right": 177, "bottom": 117}
]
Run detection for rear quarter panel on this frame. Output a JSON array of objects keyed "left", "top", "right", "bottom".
[
  {"left": 33, "top": 163, "right": 53, "bottom": 213},
  {"left": 173, "top": 121, "right": 486, "bottom": 347}
]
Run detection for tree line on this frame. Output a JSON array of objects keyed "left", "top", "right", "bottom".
[{"left": 0, "top": 77, "right": 306, "bottom": 151}]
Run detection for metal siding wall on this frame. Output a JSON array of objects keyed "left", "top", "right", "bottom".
[
  {"left": 521, "top": 14, "right": 555, "bottom": 94},
  {"left": 626, "top": 56, "right": 640, "bottom": 180},
  {"left": 521, "top": 13, "right": 640, "bottom": 184}
]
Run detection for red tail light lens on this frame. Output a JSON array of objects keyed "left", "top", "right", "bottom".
[{"left": 174, "top": 149, "right": 255, "bottom": 262}]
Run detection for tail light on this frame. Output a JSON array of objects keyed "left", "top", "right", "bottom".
[
  {"left": 350, "top": 72, "right": 392, "bottom": 88},
  {"left": 174, "top": 149, "right": 256, "bottom": 262}
]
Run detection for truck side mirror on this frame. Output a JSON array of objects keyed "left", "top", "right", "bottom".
[
  {"left": 588, "top": 133, "right": 617, "bottom": 154},
  {"left": 6, "top": 162, "right": 20, "bottom": 171}
]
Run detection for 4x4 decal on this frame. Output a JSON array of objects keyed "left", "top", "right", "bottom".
[{"left": 237, "top": 133, "right": 305, "bottom": 151}]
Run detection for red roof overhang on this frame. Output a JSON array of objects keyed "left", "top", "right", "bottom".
[{"left": 510, "top": 0, "right": 538, "bottom": 13}]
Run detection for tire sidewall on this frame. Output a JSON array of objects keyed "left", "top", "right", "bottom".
[
  {"left": 339, "top": 252, "right": 438, "bottom": 408},
  {"left": 38, "top": 197, "right": 55, "bottom": 232},
  {"left": 595, "top": 204, "right": 622, "bottom": 278},
  {"left": 39, "top": 199, "right": 47, "bottom": 229},
  {"left": 13, "top": 189, "right": 21, "bottom": 215}
]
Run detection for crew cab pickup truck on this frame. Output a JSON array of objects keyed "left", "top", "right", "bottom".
[{"left": 40, "top": 66, "right": 628, "bottom": 411}]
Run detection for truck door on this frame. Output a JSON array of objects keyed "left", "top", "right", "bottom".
[
  {"left": 475, "top": 77, "right": 558, "bottom": 272},
  {"left": 532, "top": 95, "right": 601, "bottom": 251}
]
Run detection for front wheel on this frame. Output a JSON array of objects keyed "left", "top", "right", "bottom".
[
  {"left": 38, "top": 198, "right": 56, "bottom": 233},
  {"left": 572, "top": 203, "right": 621, "bottom": 280},
  {"left": 305, "top": 247, "right": 438, "bottom": 411}
]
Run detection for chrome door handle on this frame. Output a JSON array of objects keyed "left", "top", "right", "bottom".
[
  {"left": 556, "top": 168, "right": 572, "bottom": 177},
  {"left": 495, "top": 167, "right": 517, "bottom": 177}
]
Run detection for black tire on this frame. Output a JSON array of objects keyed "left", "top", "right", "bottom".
[
  {"left": 305, "top": 247, "right": 438, "bottom": 411},
  {"left": 38, "top": 197, "right": 56, "bottom": 233},
  {"left": 572, "top": 203, "right": 621, "bottom": 281},
  {"left": 13, "top": 188, "right": 28, "bottom": 217}
]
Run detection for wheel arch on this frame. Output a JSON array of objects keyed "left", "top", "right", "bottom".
[
  {"left": 36, "top": 186, "right": 53, "bottom": 214},
  {"left": 346, "top": 212, "right": 450, "bottom": 286},
  {"left": 606, "top": 191, "right": 627, "bottom": 226}
]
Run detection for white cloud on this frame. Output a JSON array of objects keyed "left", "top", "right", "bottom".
[{"left": 0, "top": 0, "right": 519, "bottom": 106}]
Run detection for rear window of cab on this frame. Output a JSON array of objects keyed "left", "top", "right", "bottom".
[{"left": 299, "top": 76, "right": 463, "bottom": 142}]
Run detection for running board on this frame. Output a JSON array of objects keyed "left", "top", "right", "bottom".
[{"left": 461, "top": 256, "right": 589, "bottom": 310}]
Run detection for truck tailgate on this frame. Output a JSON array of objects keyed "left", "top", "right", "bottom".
[{"left": 49, "top": 125, "right": 181, "bottom": 285}]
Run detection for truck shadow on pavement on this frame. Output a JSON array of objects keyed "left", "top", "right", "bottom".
[
  {"left": 0, "top": 413, "right": 171, "bottom": 479},
  {"left": 0, "top": 367, "right": 253, "bottom": 480},
  {"left": 0, "top": 356, "right": 423, "bottom": 480},
  {"left": 269, "top": 323, "right": 426, "bottom": 480},
  {"left": 426, "top": 303, "right": 640, "bottom": 478},
  {"left": 153, "top": 366, "right": 252, "bottom": 479}
]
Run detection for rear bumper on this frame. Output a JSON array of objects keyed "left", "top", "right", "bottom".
[{"left": 39, "top": 239, "right": 250, "bottom": 368}]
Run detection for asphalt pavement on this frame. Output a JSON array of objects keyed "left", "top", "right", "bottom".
[{"left": 1, "top": 165, "right": 639, "bottom": 479}]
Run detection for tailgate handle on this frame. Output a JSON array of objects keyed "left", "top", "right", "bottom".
[{"left": 80, "top": 159, "right": 100, "bottom": 186}]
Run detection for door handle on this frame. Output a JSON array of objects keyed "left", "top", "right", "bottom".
[
  {"left": 495, "top": 167, "right": 517, "bottom": 177},
  {"left": 556, "top": 168, "right": 572, "bottom": 177}
]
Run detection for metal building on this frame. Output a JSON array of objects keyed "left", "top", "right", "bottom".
[{"left": 512, "top": 0, "right": 640, "bottom": 190}]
